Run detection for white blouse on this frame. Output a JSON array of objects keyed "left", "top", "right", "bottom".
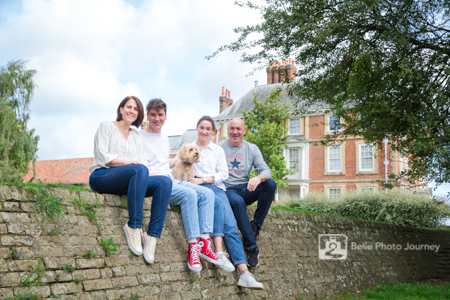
[
  {"left": 89, "top": 121, "right": 146, "bottom": 174},
  {"left": 193, "top": 142, "right": 229, "bottom": 191}
]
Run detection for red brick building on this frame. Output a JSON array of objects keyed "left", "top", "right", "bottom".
[{"left": 212, "top": 59, "right": 412, "bottom": 201}]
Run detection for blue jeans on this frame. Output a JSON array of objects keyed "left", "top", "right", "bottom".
[
  {"left": 201, "top": 184, "right": 247, "bottom": 266},
  {"left": 168, "top": 179, "right": 215, "bottom": 240},
  {"left": 89, "top": 165, "right": 172, "bottom": 238},
  {"left": 225, "top": 179, "right": 277, "bottom": 249}
]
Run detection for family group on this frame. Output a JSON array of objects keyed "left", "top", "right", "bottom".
[{"left": 88, "top": 96, "right": 277, "bottom": 290}]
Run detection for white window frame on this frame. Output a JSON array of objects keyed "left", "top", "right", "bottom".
[
  {"left": 328, "top": 188, "right": 342, "bottom": 200},
  {"left": 289, "top": 118, "right": 301, "bottom": 135},
  {"left": 328, "top": 115, "right": 342, "bottom": 132},
  {"left": 328, "top": 146, "right": 342, "bottom": 173},
  {"left": 289, "top": 148, "right": 300, "bottom": 172},
  {"left": 360, "top": 187, "right": 376, "bottom": 194},
  {"left": 359, "top": 144, "right": 375, "bottom": 172}
]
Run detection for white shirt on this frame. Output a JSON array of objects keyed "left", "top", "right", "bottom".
[
  {"left": 193, "top": 142, "right": 229, "bottom": 191},
  {"left": 140, "top": 130, "right": 171, "bottom": 176},
  {"left": 89, "top": 121, "right": 146, "bottom": 174}
]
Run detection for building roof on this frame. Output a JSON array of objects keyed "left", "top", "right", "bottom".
[
  {"left": 213, "top": 83, "right": 328, "bottom": 122},
  {"left": 168, "top": 129, "right": 200, "bottom": 151},
  {"left": 23, "top": 158, "right": 94, "bottom": 185}
]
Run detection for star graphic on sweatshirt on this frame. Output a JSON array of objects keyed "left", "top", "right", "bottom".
[{"left": 230, "top": 158, "right": 241, "bottom": 169}]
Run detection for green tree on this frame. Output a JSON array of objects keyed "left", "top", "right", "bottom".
[
  {"left": 242, "top": 87, "right": 292, "bottom": 188},
  {"left": 210, "top": 0, "right": 450, "bottom": 187},
  {"left": 0, "top": 60, "right": 39, "bottom": 183}
]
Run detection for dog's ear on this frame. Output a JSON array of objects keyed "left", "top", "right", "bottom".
[{"left": 178, "top": 144, "right": 188, "bottom": 161}]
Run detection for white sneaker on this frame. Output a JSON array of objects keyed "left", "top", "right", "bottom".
[
  {"left": 123, "top": 223, "right": 143, "bottom": 256},
  {"left": 143, "top": 232, "right": 157, "bottom": 264},
  {"left": 215, "top": 252, "right": 235, "bottom": 272},
  {"left": 237, "top": 271, "right": 263, "bottom": 290}
]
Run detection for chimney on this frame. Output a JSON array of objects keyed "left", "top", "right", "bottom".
[
  {"left": 286, "top": 58, "right": 297, "bottom": 82},
  {"left": 268, "top": 57, "right": 297, "bottom": 84},
  {"left": 266, "top": 62, "right": 273, "bottom": 84},
  {"left": 254, "top": 80, "right": 258, "bottom": 88},
  {"left": 219, "top": 87, "right": 227, "bottom": 113},
  {"left": 219, "top": 87, "right": 233, "bottom": 113}
]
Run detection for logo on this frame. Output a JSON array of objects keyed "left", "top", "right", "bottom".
[
  {"left": 226, "top": 154, "right": 244, "bottom": 174},
  {"left": 318, "top": 234, "right": 347, "bottom": 260}
]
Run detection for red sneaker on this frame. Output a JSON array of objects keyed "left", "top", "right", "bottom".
[
  {"left": 199, "top": 238, "right": 220, "bottom": 264},
  {"left": 187, "top": 242, "right": 202, "bottom": 272}
]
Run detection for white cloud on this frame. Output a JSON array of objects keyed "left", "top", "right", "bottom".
[{"left": 0, "top": 0, "right": 267, "bottom": 160}]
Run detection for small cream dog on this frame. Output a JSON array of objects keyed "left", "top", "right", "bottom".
[{"left": 172, "top": 143, "right": 200, "bottom": 181}]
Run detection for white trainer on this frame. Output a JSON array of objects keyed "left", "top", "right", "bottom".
[
  {"left": 215, "top": 252, "right": 235, "bottom": 272},
  {"left": 123, "top": 223, "right": 143, "bottom": 256},
  {"left": 143, "top": 232, "right": 157, "bottom": 264},
  {"left": 237, "top": 271, "right": 263, "bottom": 290}
]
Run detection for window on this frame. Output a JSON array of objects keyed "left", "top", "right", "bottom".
[
  {"left": 360, "top": 144, "right": 374, "bottom": 171},
  {"left": 328, "top": 188, "right": 342, "bottom": 200},
  {"left": 289, "top": 189, "right": 300, "bottom": 201},
  {"left": 289, "top": 149, "right": 300, "bottom": 172},
  {"left": 328, "top": 115, "right": 341, "bottom": 132},
  {"left": 289, "top": 118, "right": 300, "bottom": 134},
  {"left": 328, "top": 146, "right": 341, "bottom": 172},
  {"left": 360, "top": 187, "right": 375, "bottom": 193}
]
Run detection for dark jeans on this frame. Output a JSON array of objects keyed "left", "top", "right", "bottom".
[
  {"left": 89, "top": 164, "right": 172, "bottom": 238},
  {"left": 225, "top": 179, "right": 277, "bottom": 249}
]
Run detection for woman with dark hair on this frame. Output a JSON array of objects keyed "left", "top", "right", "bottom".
[
  {"left": 89, "top": 96, "right": 172, "bottom": 264},
  {"left": 188, "top": 115, "right": 263, "bottom": 289}
]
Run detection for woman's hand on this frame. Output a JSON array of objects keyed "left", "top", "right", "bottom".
[
  {"left": 188, "top": 178, "right": 203, "bottom": 185},
  {"left": 127, "top": 160, "right": 142, "bottom": 165}
]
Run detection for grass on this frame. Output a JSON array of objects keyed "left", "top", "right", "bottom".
[
  {"left": 329, "top": 281, "right": 450, "bottom": 299},
  {"left": 8, "top": 181, "right": 92, "bottom": 193},
  {"left": 82, "top": 250, "right": 98, "bottom": 259},
  {"left": 29, "top": 188, "right": 67, "bottom": 227},
  {"left": 4, "top": 293, "right": 41, "bottom": 300},
  {"left": 11, "top": 247, "right": 21, "bottom": 260},
  {"left": 129, "top": 293, "right": 140, "bottom": 300},
  {"left": 73, "top": 197, "right": 103, "bottom": 223},
  {"left": 62, "top": 264, "right": 74, "bottom": 272},
  {"left": 19, "top": 260, "right": 46, "bottom": 287}
]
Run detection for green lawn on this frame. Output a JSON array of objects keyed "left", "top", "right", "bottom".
[{"left": 330, "top": 281, "right": 450, "bottom": 299}]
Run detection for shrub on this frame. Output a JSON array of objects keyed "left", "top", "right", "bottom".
[{"left": 291, "top": 191, "right": 450, "bottom": 228}]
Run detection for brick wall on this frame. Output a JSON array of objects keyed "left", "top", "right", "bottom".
[
  {"left": 308, "top": 115, "right": 395, "bottom": 193},
  {"left": 0, "top": 186, "right": 449, "bottom": 299}
]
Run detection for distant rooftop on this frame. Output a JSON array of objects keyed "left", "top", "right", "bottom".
[{"left": 214, "top": 83, "right": 328, "bottom": 121}]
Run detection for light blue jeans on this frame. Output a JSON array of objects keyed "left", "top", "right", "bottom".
[
  {"left": 201, "top": 184, "right": 247, "bottom": 266},
  {"left": 168, "top": 177, "right": 215, "bottom": 240}
]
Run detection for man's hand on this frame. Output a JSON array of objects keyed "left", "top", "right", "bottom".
[{"left": 247, "top": 176, "right": 262, "bottom": 192}]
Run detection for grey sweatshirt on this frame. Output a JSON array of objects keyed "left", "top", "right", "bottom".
[{"left": 217, "top": 140, "right": 272, "bottom": 188}]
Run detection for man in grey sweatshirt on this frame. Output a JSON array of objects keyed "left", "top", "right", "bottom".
[{"left": 217, "top": 118, "right": 277, "bottom": 267}]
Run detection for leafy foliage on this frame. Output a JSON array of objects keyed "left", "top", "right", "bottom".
[
  {"left": 0, "top": 60, "right": 39, "bottom": 183},
  {"left": 242, "top": 87, "right": 292, "bottom": 188},
  {"left": 100, "top": 237, "right": 118, "bottom": 256},
  {"left": 211, "top": 0, "right": 450, "bottom": 188},
  {"left": 290, "top": 192, "right": 450, "bottom": 228}
]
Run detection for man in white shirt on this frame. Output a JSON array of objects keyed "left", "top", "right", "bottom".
[{"left": 141, "top": 99, "right": 224, "bottom": 272}]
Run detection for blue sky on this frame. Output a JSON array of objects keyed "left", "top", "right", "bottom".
[
  {"left": 0, "top": 0, "right": 267, "bottom": 160},
  {"left": 1, "top": 0, "right": 448, "bottom": 197}
]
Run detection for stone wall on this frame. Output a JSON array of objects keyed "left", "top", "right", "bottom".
[{"left": 0, "top": 186, "right": 449, "bottom": 299}]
